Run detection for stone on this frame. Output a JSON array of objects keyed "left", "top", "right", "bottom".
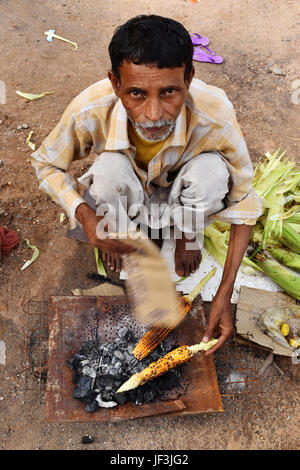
[
  {"left": 81, "top": 434, "right": 94, "bottom": 444},
  {"left": 73, "top": 376, "right": 93, "bottom": 399}
]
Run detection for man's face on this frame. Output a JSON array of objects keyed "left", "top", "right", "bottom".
[{"left": 109, "top": 61, "right": 194, "bottom": 142}]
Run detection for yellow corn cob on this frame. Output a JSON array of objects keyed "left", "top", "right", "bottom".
[
  {"left": 132, "top": 268, "right": 216, "bottom": 360},
  {"left": 117, "top": 339, "right": 218, "bottom": 393},
  {"left": 280, "top": 323, "right": 290, "bottom": 337}
]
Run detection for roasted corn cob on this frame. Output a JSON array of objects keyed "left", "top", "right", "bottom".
[
  {"left": 117, "top": 339, "right": 218, "bottom": 393},
  {"left": 132, "top": 268, "right": 217, "bottom": 360}
]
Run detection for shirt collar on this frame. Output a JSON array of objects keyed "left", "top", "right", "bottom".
[{"left": 105, "top": 98, "right": 187, "bottom": 151}]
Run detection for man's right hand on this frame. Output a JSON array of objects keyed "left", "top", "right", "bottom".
[{"left": 75, "top": 203, "right": 134, "bottom": 254}]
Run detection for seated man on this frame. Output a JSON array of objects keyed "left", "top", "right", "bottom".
[{"left": 31, "top": 15, "right": 262, "bottom": 353}]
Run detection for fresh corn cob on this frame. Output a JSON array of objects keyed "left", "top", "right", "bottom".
[
  {"left": 254, "top": 252, "right": 300, "bottom": 300},
  {"left": 132, "top": 268, "right": 216, "bottom": 360},
  {"left": 269, "top": 247, "right": 300, "bottom": 273},
  {"left": 117, "top": 339, "right": 218, "bottom": 393}
]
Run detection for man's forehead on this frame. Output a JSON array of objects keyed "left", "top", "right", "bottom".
[{"left": 117, "top": 60, "right": 186, "bottom": 86}]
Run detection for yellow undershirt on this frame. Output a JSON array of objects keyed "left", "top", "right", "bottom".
[{"left": 128, "top": 123, "right": 168, "bottom": 171}]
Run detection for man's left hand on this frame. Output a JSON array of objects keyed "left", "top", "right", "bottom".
[{"left": 202, "top": 293, "right": 233, "bottom": 355}]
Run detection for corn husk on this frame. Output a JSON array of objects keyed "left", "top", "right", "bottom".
[
  {"left": 16, "top": 90, "right": 55, "bottom": 100},
  {"left": 269, "top": 247, "right": 300, "bottom": 273},
  {"left": 94, "top": 248, "right": 107, "bottom": 277},
  {"left": 21, "top": 239, "right": 39, "bottom": 271},
  {"left": 254, "top": 252, "right": 300, "bottom": 300}
]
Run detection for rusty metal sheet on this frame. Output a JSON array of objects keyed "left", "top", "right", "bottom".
[{"left": 46, "top": 295, "right": 223, "bottom": 422}]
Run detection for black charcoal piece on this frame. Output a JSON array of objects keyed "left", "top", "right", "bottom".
[
  {"left": 113, "top": 350, "right": 124, "bottom": 361},
  {"left": 72, "top": 373, "right": 81, "bottom": 384},
  {"left": 124, "top": 351, "right": 133, "bottom": 362},
  {"left": 73, "top": 376, "right": 93, "bottom": 399},
  {"left": 135, "top": 388, "right": 144, "bottom": 406},
  {"left": 101, "top": 389, "right": 113, "bottom": 401},
  {"left": 109, "top": 367, "right": 119, "bottom": 376},
  {"left": 129, "top": 357, "right": 139, "bottom": 368},
  {"left": 85, "top": 400, "right": 100, "bottom": 413},
  {"left": 66, "top": 353, "right": 86, "bottom": 370},
  {"left": 127, "top": 344, "right": 134, "bottom": 354},
  {"left": 127, "top": 390, "right": 137, "bottom": 402},
  {"left": 111, "top": 356, "right": 119, "bottom": 366},
  {"left": 118, "top": 326, "right": 129, "bottom": 339},
  {"left": 113, "top": 392, "right": 128, "bottom": 406},
  {"left": 143, "top": 389, "right": 156, "bottom": 403},
  {"left": 97, "top": 375, "right": 114, "bottom": 389},
  {"left": 82, "top": 434, "right": 94, "bottom": 444},
  {"left": 80, "top": 340, "right": 95, "bottom": 354}
]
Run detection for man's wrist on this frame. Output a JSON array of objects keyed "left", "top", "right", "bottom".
[
  {"left": 215, "top": 281, "right": 234, "bottom": 300},
  {"left": 75, "top": 202, "right": 95, "bottom": 224}
]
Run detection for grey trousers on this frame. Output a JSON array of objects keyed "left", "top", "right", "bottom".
[{"left": 78, "top": 151, "right": 229, "bottom": 235}]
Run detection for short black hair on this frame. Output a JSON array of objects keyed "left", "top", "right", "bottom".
[{"left": 109, "top": 15, "right": 193, "bottom": 82}]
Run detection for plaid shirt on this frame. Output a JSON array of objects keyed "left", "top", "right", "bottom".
[{"left": 30, "top": 77, "right": 262, "bottom": 228}]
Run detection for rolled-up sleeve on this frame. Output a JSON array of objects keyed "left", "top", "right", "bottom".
[{"left": 30, "top": 101, "right": 92, "bottom": 228}]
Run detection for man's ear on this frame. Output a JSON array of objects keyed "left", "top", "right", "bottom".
[
  {"left": 185, "top": 66, "right": 195, "bottom": 89},
  {"left": 108, "top": 69, "right": 121, "bottom": 97}
]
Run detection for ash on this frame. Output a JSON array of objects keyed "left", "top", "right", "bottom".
[{"left": 66, "top": 327, "right": 183, "bottom": 413}]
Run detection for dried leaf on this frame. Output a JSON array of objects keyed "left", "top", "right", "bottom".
[
  {"left": 21, "top": 239, "right": 40, "bottom": 271},
  {"left": 26, "top": 130, "right": 35, "bottom": 151},
  {"left": 16, "top": 90, "right": 55, "bottom": 101}
]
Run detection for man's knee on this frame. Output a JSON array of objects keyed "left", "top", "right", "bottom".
[
  {"left": 81, "top": 152, "right": 143, "bottom": 207},
  {"left": 177, "top": 152, "right": 229, "bottom": 203}
]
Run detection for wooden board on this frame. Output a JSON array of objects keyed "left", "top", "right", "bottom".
[
  {"left": 46, "top": 295, "right": 223, "bottom": 422},
  {"left": 236, "top": 286, "right": 298, "bottom": 357}
]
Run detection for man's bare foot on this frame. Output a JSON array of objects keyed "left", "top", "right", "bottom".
[
  {"left": 101, "top": 250, "right": 122, "bottom": 273},
  {"left": 175, "top": 234, "right": 202, "bottom": 277}
]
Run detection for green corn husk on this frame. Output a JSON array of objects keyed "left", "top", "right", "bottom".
[
  {"left": 269, "top": 247, "right": 300, "bottom": 273},
  {"left": 287, "top": 212, "right": 300, "bottom": 224},
  {"left": 277, "top": 222, "right": 300, "bottom": 255},
  {"left": 203, "top": 226, "right": 263, "bottom": 272},
  {"left": 94, "top": 248, "right": 107, "bottom": 277},
  {"left": 254, "top": 252, "right": 300, "bottom": 300}
]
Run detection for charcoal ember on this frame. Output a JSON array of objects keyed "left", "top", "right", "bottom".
[
  {"left": 143, "top": 388, "right": 156, "bottom": 403},
  {"left": 113, "top": 392, "right": 128, "bottom": 406},
  {"left": 82, "top": 366, "right": 97, "bottom": 379},
  {"left": 97, "top": 374, "right": 114, "bottom": 390},
  {"left": 109, "top": 366, "right": 120, "bottom": 376},
  {"left": 127, "top": 344, "right": 135, "bottom": 354},
  {"left": 115, "top": 339, "right": 127, "bottom": 348},
  {"left": 80, "top": 359, "right": 90, "bottom": 367},
  {"left": 85, "top": 400, "right": 100, "bottom": 413},
  {"left": 135, "top": 387, "right": 144, "bottom": 406},
  {"left": 167, "top": 372, "right": 179, "bottom": 387},
  {"left": 72, "top": 373, "right": 81, "bottom": 384},
  {"left": 73, "top": 376, "right": 93, "bottom": 400},
  {"left": 66, "top": 353, "right": 86, "bottom": 370},
  {"left": 126, "top": 390, "right": 137, "bottom": 402},
  {"left": 118, "top": 326, "right": 129, "bottom": 339},
  {"left": 105, "top": 342, "right": 115, "bottom": 353},
  {"left": 123, "top": 351, "right": 133, "bottom": 362},
  {"left": 80, "top": 340, "right": 98, "bottom": 355},
  {"left": 129, "top": 357, "right": 139, "bottom": 368},
  {"left": 111, "top": 356, "right": 119, "bottom": 366},
  {"left": 101, "top": 389, "right": 113, "bottom": 401},
  {"left": 113, "top": 350, "right": 124, "bottom": 361}
]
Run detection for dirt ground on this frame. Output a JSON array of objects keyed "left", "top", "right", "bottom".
[{"left": 0, "top": 0, "right": 300, "bottom": 451}]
